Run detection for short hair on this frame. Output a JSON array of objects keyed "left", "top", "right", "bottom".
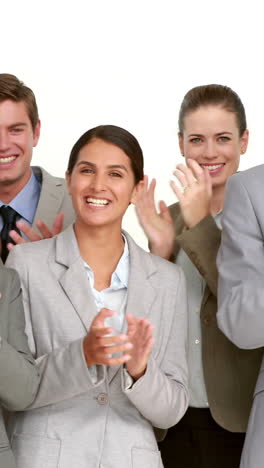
[
  {"left": 178, "top": 84, "right": 247, "bottom": 137},
  {"left": 0, "top": 74, "right": 39, "bottom": 130},
  {"left": 67, "top": 125, "right": 144, "bottom": 184}
]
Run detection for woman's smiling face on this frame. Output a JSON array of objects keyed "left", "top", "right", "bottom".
[
  {"left": 66, "top": 138, "right": 141, "bottom": 230},
  {"left": 178, "top": 105, "right": 249, "bottom": 190}
]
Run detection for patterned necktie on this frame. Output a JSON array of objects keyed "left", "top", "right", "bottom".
[{"left": 0, "top": 205, "right": 21, "bottom": 262}]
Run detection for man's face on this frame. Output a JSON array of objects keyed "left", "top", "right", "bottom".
[{"left": 0, "top": 99, "right": 40, "bottom": 194}]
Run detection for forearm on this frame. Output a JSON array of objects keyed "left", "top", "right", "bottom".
[
  {"left": 122, "top": 355, "right": 188, "bottom": 428},
  {"left": 27, "top": 338, "right": 106, "bottom": 409}
]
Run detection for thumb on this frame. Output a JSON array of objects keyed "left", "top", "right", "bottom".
[
  {"left": 159, "top": 200, "right": 172, "bottom": 222},
  {"left": 92, "top": 308, "right": 115, "bottom": 328}
]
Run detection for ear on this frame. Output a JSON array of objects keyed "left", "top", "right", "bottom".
[
  {"left": 240, "top": 129, "right": 249, "bottom": 154},
  {"left": 130, "top": 179, "right": 144, "bottom": 205},
  {"left": 65, "top": 171, "right": 72, "bottom": 196},
  {"left": 178, "top": 132, "right": 184, "bottom": 157},
  {"left": 33, "top": 120, "right": 41, "bottom": 147}
]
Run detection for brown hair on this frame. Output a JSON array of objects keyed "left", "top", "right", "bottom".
[
  {"left": 67, "top": 125, "right": 144, "bottom": 184},
  {"left": 178, "top": 84, "right": 247, "bottom": 136},
  {"left": 0, "top": 74, "right": 39, "bottom": 130}
]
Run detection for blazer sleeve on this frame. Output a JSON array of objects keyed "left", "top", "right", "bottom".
[
  {"left": 176, "top": 214, "right": 221, "bottom": 296},
  {"left": 217, "top": 174, "right": 264, "bottom": 349},
  {"left": 0, "top": 269, "right": 40, "bottom": 410},
  {"left": 122, "top": 267, "right": 188, "bottom": 429},
  {"left": 6, "top": 250, "right": 106, "bottom": 409}
]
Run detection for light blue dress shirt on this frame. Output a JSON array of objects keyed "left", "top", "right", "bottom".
[
  {"left": 83, "top": 236, "right": 129, "bottom": 334},
  {"left": 83, "top": 237, "right": 133, "bottom": 388},
  {"left": 0, "top": 169, "right": 41, "bottom": 232}
]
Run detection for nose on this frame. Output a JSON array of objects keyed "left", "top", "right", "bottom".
[
  {"left": 0, "top": 130, "right": 11, "bottom": 152},
  {"left": 90, "top": 172, "right": 106, "bottom": 192},
  {"left": 203, "top": 141, "right": 218, "bottom": 160}
]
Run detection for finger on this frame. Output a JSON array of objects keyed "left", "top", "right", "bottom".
[
  {"left": 16, "top": 221, "right": 42, "bottom": 241},
  {"left": 159, "top": 201, "right": 172, "bottom": 223},
  {"left": 173, "top": 169, "right": 188, "bottom": 188},
  {"left": 204, "top": 167, "right": 212, "bottom": 195},
  {"left": 92, "top": 308, "right": 115, "bottom": 328},
  {"left": 91, "top": 327, "right": 114, "bottom": 337},
  {"left": 35, "top": 220, "right": 53, "bottom": 239},
  {"left": 98, "top": 333, "right": 129, "bottom": 345},
  {"left": 7, "top": 242, "right": 16, "bottom": 251},
  {"left": 8, "top": 230, "right": 27, "bottom": 244},
  {"left": 52, "top": 213, "right": 64, "bottom": 235},
  {"left": 186, "top": 159, "right": 205, "bottom": 182},
  {"left": 176, "top": 164, "right": 197, "bottom": 186},
  {"left": 170, "top": 180, "right": 184, "bottom": 202},
  {"left": 101, "top": 341, "right": 133, "bottom": 355}
]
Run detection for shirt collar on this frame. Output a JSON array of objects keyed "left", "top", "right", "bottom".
[{"left": 0, "top": 169, "right": 41, "bottom": 224}]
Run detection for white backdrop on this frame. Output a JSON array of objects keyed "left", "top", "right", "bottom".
[{"left": 1, "top": 0, "right": 263, "bottom": 249}]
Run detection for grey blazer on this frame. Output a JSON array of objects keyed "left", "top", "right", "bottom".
[
  {"left": 0, "top": 267, "right": 40, "bottom": 468},
  {"left": 217, "top": 164, "right": 264, "bottom": 468},
  {"left": 6, "top": 226, "right": 188, "bottom": 468},
  {"left": 31, "top": 166, "right": 75, "bottom": 230}
]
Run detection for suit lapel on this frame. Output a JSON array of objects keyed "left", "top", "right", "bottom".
[
  {"left": 32, "top": 167, "right": 66, "bottom": 229},
  {"left": 55, "top": 228, "right": 98, "bottom": 331}
]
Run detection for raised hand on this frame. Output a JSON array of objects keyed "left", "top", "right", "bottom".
[
  {"left": 7, "top": 213, "right": 65, "bottom": 250},
  {"left": 135, "top": 175, "right": 175, "bottom": 259},
  {"left": 83, "top": 308, "right": 132, "bottom": 367},
  {"left": 170, "top": 159, "right": 212, "bottom": 229},
  {"left": 125, "top": 314, "right": 154, "bottom": 381}
]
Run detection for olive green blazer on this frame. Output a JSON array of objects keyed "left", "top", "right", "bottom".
[{"left": 169, "top": 203, "right": 263, "bottom": 432}]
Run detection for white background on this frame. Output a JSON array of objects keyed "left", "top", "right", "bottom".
[{"left": 1, "top": 0, "right": 263, "bottom": 249}]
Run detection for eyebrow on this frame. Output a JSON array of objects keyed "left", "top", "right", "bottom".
[
  {"left": 8, "top": 122, "right": 28, "bottom": 128},
  {"left": 188, "top": 131, "right": 233, "bottom": 137},
  {"left": 76, "top": 161, "right": 129, "bottom": 173}
]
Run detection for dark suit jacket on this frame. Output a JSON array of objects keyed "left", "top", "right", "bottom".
[
  {"left": 0, "top": 267, "right": 40, "bottom": 468},
  {"left": 169, "top": 202, "right": 263, "bottom": 432}
]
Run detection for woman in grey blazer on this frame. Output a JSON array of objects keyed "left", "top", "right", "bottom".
[
  {"left": 7, "top": 125, "right": 188, "bottom": 468},
  {"left": 0, "top": 266, "right": 40, "bottom": 468}
]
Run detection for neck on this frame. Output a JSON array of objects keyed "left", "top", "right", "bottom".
[
  {"left": 210, "top": 184, "right": 225, "bottom": 216},
  {"left": 0, "top": 170, "right": 31, "bottom": 204},
  {"left": 74, "top": 221, "right": 125, "bottom": 270}
]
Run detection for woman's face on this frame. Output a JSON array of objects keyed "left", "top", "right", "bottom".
[
  {"left": 66, "top": 138, "right": 142, "bottom": 229},
  {"left": 178, "top": 105, "right": 249, "bottom": 190}
]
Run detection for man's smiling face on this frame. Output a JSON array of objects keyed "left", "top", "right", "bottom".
[{"left": 0, "top": 99, "right": 40, "bottom": 198}]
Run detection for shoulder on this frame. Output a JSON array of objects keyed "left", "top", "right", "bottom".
[
  {"left": 228, "top": 165, "right": 264, "bottom": 190},
  {"left": 125, "top": 231, "right": 184, "bottom": 286},
  {"left": 7, "top": 236, "right": 56, "bottom": 266},
  {"left": 32, "top": 166, "right": 67, "bottom": 189}
]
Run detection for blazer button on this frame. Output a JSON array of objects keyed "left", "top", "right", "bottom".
[{"left": 96, "top": 393, "right": 109, "bottom": 405}]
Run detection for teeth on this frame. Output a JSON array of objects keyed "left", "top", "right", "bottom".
[
  {"left": 86, "top": 198, "right": 109, "bottom": 206},
  {"left": 201, "top": 164, "right": 223, "bottom": 170},
  {"left": 0, "top": 156, "right": 16, "bottom": 163}
]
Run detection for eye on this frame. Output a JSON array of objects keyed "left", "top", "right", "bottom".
[
  {"left": 80, "top": 167, "right": 94, "bottom": 174},
  {"left": 110, "top": 171, "right": 122, "bottom": 178},
  {"left": 190, "top": 137, "right": 202, "bottom": 143},
  {"left": 218, "top": 136, "right": 230, "bottom": 142},
  {"left": 10, "top": 127, "right": 23, "bottom": 134}
]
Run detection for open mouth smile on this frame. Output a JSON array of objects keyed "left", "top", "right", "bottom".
[{"left": 86, "top": 197, "right": 110, "bottom": 206}]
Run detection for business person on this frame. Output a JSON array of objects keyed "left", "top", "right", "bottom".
[
  {"left": 0, "top": 73, "right": 74, "bottom": 263},
  {"left": 0, "top": 265, "right": 40, "bottom": 467},
  {"left": 7, "top": 124, "right": 188, "bottom": 468},
  {"left": 136, "top": 84, "right": 263, "bottom": 467},
  {"left": 217, "top": 164, "right": 264, "bottom": 468}
]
